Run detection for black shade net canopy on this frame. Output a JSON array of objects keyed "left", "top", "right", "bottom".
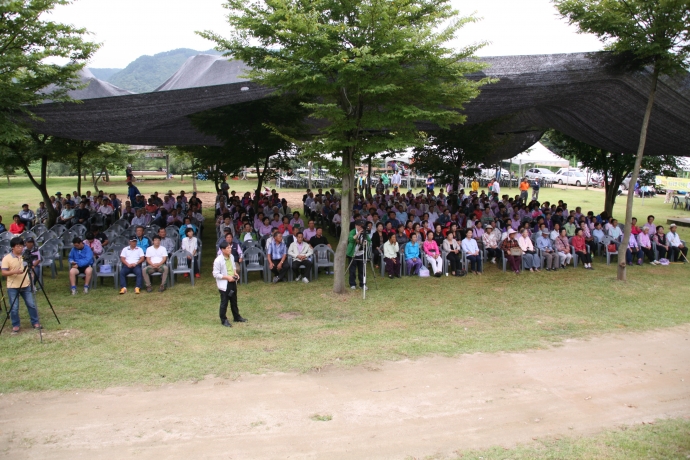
[{"left": 30, "top": 52, "right": 690, "bottom": 159}]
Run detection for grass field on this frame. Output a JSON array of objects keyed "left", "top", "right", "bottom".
[
  {"left": 0, "top": 176, "right": 689, "bottom": 392},
  {"left": 451, "top": 418, "right": 690, "bottom": 460}
]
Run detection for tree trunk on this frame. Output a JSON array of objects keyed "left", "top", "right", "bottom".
[
  {"left": 366, "top": 155, "right": 373, "bottom": 197},
  {"left": 192, "top": 170, "right": 198, "bottom": 192},
  {"left": 452, "top": 173, "right": 460, "bottom": 194},
  {"left": 76, "top": 153, "right": 83, "bottom": 196},
  {"left": 6, "top": 175, "right": 10, "bottom": 186},
  {"left": 333, "top": 149, "right": 355, "bottom": 294},
  {"left": 213, "top": 162, "right": 221, "bottom": 194},
  {"left": 604, "top": 181, "right": 618, "bottom": 216},
  {"left": 23, "top": 154, "right": 58, "bottom": 227},
  {"left": 618, "top": 65, "right": 659, "bottom": 281},
  {"left": 253, "top": 155, "right": 267, "bottom": 213},
  {"left": 104, "top": 168, "right": 110, "bottom": 182}
]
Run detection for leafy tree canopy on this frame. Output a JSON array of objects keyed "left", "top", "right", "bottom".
[
  {"left": 0, "top": 0, "right": 99, "bottom": 143},
  {"left": 554, "top": 0, "right": 690, "bottom": 73}
]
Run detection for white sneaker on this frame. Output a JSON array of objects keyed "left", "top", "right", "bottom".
[
  {"left": 351, "top": 285, "right": 356, "bottom": 290},
  {"left": 491, "top": 258, "right": 496, "bottom": 264},
  {"left": 302, "top": 277, "right": 309, "bottom": 284},
  {"left": 295, "top": 275, "right": 302, "bottom": 281}
]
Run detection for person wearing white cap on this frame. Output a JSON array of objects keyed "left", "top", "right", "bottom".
[
  {"left": 500, "top": 228, "right": 522, "bottom": 274},
  {"left": 482, "top": 224, "right": 500, "bottom": 263},
  {"left": 667, "top": 223, "right": 688, "bottom": 262}
]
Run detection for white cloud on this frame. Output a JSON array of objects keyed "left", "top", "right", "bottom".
[{"left": 50, "top": 0, "right": 603, "bottom": 69}]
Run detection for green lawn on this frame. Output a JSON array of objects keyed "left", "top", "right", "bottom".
[
  {"left": 0, "top": 177, "right": 689, "bottom": 392},
  {"left": 450, "top": 418, "right": 690, "bottom": 460}
]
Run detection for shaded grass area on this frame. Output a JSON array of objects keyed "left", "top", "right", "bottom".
[
  {"left": 0, "top": 178, "right": 689, "bottom": 392},
  {"left": 1, "top": 253, "right": 689, "bottom": 392},
  {"left": 450, "top": 418, "right": 690, "bottom": 459}
]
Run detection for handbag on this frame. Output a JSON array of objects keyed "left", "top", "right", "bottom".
[
  {"left": 607, "top": 243, "right": 617, "bottom": 252},
  {"left": 99, "top": 264, "right": 112, "bottom": 274},
  {"left": 509, "top": 247, "right": 522, "bottom": 257},
  {"left": 418, "top": 266, "right": 430, "bottom": 277}
]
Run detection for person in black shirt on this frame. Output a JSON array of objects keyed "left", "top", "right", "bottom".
[
  {"left": 74, "top": 202, "right": 91, "bottom": 226},
  {"left": 308, "top": 227, "right": 331, "bottom": 249},
  {"left": 90, "top": 225, "right": 108, "bottom": 246}
]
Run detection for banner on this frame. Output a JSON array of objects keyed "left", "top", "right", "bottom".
[{"left": 656, "top": 176, "right": 690, "bottom": 193}]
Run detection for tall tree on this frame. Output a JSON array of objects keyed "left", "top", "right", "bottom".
[
  {"left": 554, "top": 0, "right": 690, "bottom": 280},
  {"left": 412, "top": 120, "right": 508, "bottom": 194},
  {"left": 200, "top": 0, "right": 492, "bottom": 293},
  {"left": 2, "top": 134, "right": 59, "bottom": 226},
  {"left": 51, "top": 138, "right": 103, "bottom": 195},
  {"left": 189, "top": 96, "right": 307, "bottom": 211},
  {"left": 81, "top": 143, "right": 131, "bottom": 192},
  {"left": 543, "top": 130, "right": 678, "bottom": 216},
  {"left": 0, "top": 0, "right": 99, "bottom": 143}
]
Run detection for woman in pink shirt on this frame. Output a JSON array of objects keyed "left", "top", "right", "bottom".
[{"left": 423, "top": 231, "right": 443, "bottom": 277}]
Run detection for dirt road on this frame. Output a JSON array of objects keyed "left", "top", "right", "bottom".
[{"left": 1, "top": 326, "right": 689, "bottom": 459}]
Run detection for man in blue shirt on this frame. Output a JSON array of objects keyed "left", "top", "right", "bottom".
[
  {"left": 536, "top": 228, "right": 558, "bottom": 270},
  {"left": 127, "top": 181, "right": 141, "bottom": 203},
  {"left": 68, "top": 237, "right": 94, "bottom": 295},
  {"left": 134, "top": 226, "right": 151, "bottom": 253},
  {"left": 267, "top": 232, "right": 288, "bottom": 283}
]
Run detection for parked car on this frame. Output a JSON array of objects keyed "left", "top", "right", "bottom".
[
  {"left": 553, "top": 170, "right": 596, "bottom": 187},
  {"left": 525, "top": 168, "right": 557, "bottom": 182},
  {"left": 481, "top": 168, "right": 510, "bottom": 180}
]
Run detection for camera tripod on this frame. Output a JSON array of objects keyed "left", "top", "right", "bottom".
[
  {"left": 346, "top": 238, "right": 378, "bottom": 300},
  {"left": 0, "top": 262, "right": 60, "bottom": 342}
]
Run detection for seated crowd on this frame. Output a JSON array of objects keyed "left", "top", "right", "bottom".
[{"left": 0, "top": 187, "right": 204, "bottom": 296}]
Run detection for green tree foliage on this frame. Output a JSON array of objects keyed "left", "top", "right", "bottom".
[
  {"left": 1, "top": 134, "right": 59, "bottom": 226},
  {"left": 543, "top": 130, "right": 678, "bottom": 216},
  {"left": 554, "top": 0, "right": 690, "bottom": 279},
  {"left": 189, "top": 95, "right": 308, "bottom": 210},
  {"left": 50, "top": 138, "right": 103, "bottom": 195},
  {"left": 413, "top": 120, "right": 509, "bottom": 194},
  {"left": 0, "top": 0, "right": 99, "bottom": 143},
  {"left": 83, "top": 143, "right": 131, "bottom": 191},
  {"left": 200, "top": 0, "right": 492, "bottom": 292}
]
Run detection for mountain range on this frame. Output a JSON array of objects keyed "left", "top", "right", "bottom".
[{"left": 88, "top": 48, "right": 222, "bottom": 93}]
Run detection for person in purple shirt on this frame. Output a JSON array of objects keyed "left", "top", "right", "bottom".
[
  {"left": 625, "top": 233, "right": 644, "bottom": 266},
  {"left": 637, "top": 226, "right": 658, "bottom": 265},
  {"left": 303, "top": 219, "right": 317, "bottom": 241},
  {"left": 258, "top": 217, "right": 273, "bottom": 237}
]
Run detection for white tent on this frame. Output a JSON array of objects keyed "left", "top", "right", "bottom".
[{"left": 509, "top": 142, "right": 570, "bottom": 168}]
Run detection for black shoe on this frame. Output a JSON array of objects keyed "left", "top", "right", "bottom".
[
  {"left": 234, "top": 317, "right": 248, "bottom": 323},
  {"left": 222, "top": 320, "right": 232, "bottom": 327},
  {"left": 388, "top": 275, "right": 393, "bottom": 279}
]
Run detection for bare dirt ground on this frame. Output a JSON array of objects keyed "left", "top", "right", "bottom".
[{"left": 1, "top": 326, "right": 689, "bottom": 459}]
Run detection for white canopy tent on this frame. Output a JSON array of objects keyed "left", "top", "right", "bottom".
[{"left": 509, "top": 142, "right": 570, "bottom": 168}]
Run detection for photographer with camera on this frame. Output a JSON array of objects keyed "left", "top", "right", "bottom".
[
  {"left": 213, "top": 241, "right": 246, "bottom": 327},
  {"left": 346, "top": 220, "right": 370, "bottom": 290},
  {"left": 1, "top": 237, "right": 40, "bottom": 334}
]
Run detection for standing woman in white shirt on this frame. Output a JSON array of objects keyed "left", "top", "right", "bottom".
[{"left": 181, "top": 227, "right": 200, "bottom": 278}]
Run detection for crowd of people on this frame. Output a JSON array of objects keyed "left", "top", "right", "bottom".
[{"left": 2, "top": 175, "right": 688, "bottom": 332}]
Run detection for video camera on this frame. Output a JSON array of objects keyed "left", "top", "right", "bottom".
[{"left": 22, "top": 247, "right": 38, "bottom": 265}]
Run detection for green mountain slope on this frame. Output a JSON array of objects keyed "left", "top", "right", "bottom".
[
  {"left": 105, "top": 48, "right": 221, "bottom": 93},
  {"left": 88, "top": 68, "right": 122, "bottom": 81}
]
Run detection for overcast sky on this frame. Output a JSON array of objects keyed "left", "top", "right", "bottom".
[{"left": 49, "top": 0, "right": 604, "bottom": 69}]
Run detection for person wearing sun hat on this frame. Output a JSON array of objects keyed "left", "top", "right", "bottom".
[
  {"left": 501, "top": 228, "right": 522, "bottom": 274},
  {"left": 482, "top": 223, "right": 500, "bottom": 263},
  {"left": 667, "top": 223, "right": 688, "bottom": 262}
]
